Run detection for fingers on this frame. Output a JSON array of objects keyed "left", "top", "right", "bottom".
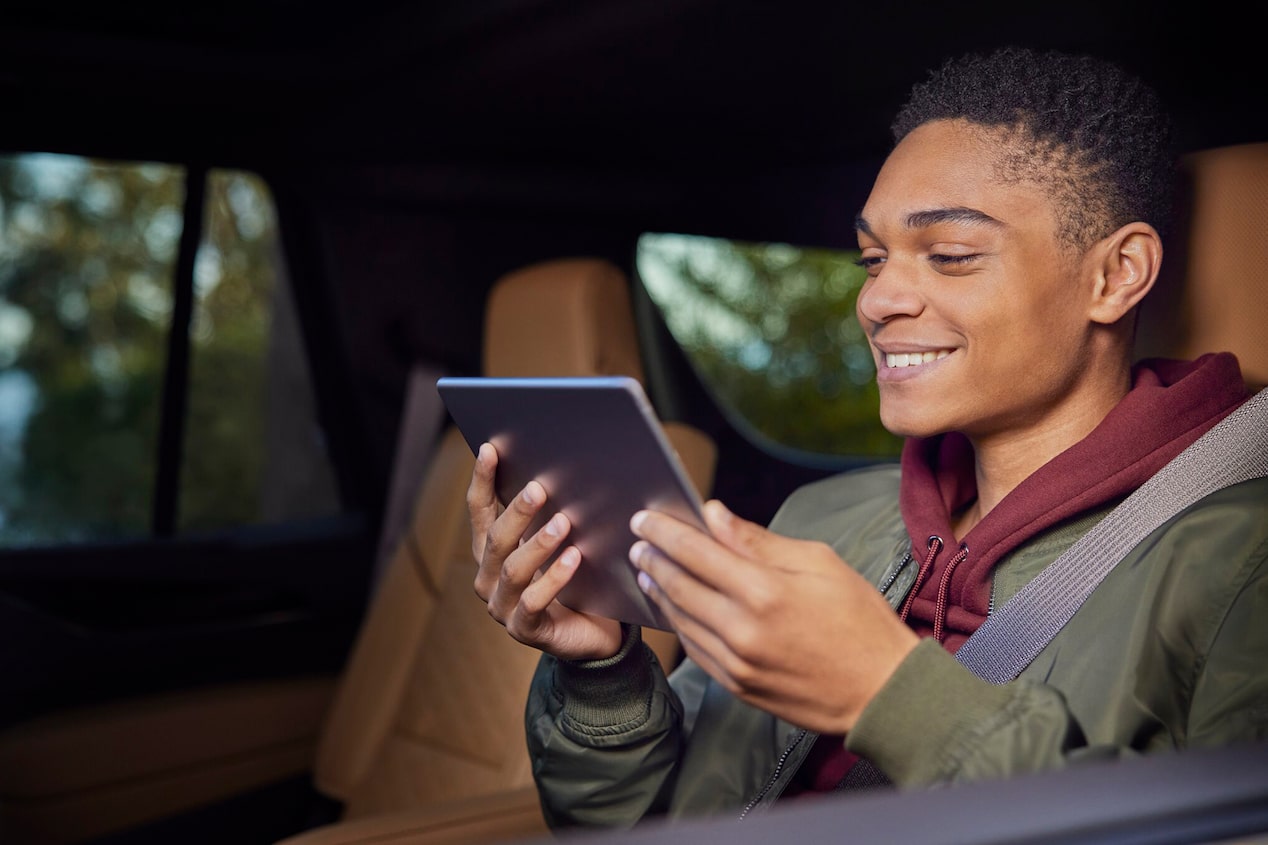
[
  {"left": 701, "top": 499, "right": 799, "bottom": 570},
  {"left": 470, "top": 447, "right": 569, "bottom": 607},
  {"left": 628, "top": 503, "right": 825, "bottom": 677},
  {"left": 484, "top": 509, "right": 568, "bottom": 617},
  {"left": 631, "top": 538, "right": 770, "bottom": 697},
  {"left": 515, "top": 545, "right": 580, "bottom": 618},
  {"left": 630, "top": 507, "right": 754, "bottom": 594},
  {"left": 629, "top": 535, "right": 735, "bottom": 636},
  {"left": 467, "top": 442, "right": 501, "bottom": 562},
  {"left": 472, "top": 479, "right": 543, "bottom": 592}
]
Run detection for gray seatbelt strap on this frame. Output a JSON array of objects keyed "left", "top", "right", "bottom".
[
  {"left": 956, "top": 386, "right": 1268, "bottom": 683},
  {"left": 842, "top": 387, "right": 1268, "bottom": 790}
]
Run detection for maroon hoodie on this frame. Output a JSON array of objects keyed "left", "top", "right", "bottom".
[{"left": 794, "top": 352, "right": 1250, "bottom": 793}]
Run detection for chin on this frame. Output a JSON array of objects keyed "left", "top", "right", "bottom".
[
  {"left": 878, "top": 410, "right": 922, "bottom": 440},
  {"left": 878, "top": 404, "right": 953, "bottom": 441}
]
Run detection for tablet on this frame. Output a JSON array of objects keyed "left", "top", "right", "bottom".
[{"left": 436, "top": 375, "right": 707, "bottom": 630}]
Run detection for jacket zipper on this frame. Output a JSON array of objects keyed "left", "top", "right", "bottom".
[
  {"left": 877, "top": 551, "right": 913, "bottom": 596},
  {"left": 738, "top": 727, "right": 809, "bottom": 820}
]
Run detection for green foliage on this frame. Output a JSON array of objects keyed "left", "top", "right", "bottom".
[
  {"left": 637, "top": 233, "right": 901, "bottom": 458},
  {"left": 179, "top": 171, "right": 277, "bottom": 533},
  {"left": 0, "top": 156, "right": 281, "bottom": 544}
]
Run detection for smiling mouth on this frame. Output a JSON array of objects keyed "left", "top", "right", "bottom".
[{"left": 885, "top": 350, "right": 952, "bottom": 368}]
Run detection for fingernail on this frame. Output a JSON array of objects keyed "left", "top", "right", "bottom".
[
  {"left": 705, "top": 499, "right": 732, "bottom": 525},
  {"left": 629, "top": 540, "right": 647, "bottom": 568},
  {"left": 630, "top": 510, "right": 647, "bottom": 533},
  {"left": 637, "top": 571, "right": 654, "bottom": 593},
  {"left": 521, "top": 483, "right": 543, "bottom": 505},
  {"left": 544, "top": 513, "right": 566, "bottom": 537}
]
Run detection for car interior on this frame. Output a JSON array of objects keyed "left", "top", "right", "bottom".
[{"left": 0, "top": 2, "right": 1266, "bottom": 845}]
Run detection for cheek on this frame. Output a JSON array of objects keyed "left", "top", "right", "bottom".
[
  {"left": 975, "top": 294, "right": 1084, "bottom": 390},
  {"left": 985, "top": 260, "right": 1077, "bottom": 340},
  {"left": 986, "top": 304, "right": 1052, "bottom": 361}
]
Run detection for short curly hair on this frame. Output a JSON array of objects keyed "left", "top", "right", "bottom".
[{"left": 891, "top": 46, "right": 1177, "bottom": 251}]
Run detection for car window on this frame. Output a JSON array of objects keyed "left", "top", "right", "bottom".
[
  {"left": 635, "top": 232, "right": 901, "bottom": 460},
  {"left": 0, "top": 154, "right": 338, "bottom": 546}
]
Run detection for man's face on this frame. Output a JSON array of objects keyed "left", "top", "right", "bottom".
[{"left": 855, "top": 119, "right": 1099, "bottom": 444}]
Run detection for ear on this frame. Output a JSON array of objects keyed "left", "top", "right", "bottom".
[{"left": 1087, "top": 222, "right": 1163, "bottom": 325}]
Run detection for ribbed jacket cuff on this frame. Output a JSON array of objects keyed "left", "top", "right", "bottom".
[{"left": 554, "top": 623, "right": 656, "bottom": 731}]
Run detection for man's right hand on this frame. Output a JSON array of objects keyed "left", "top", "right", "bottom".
[{"left": 468, "top": 441, "right": 624, "bottom": 661}]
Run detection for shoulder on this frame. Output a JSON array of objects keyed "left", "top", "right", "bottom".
[
  {"left": 768, "top": 461, "right": 902, "bottom": 540},
  {"left": 1100, "top": 475, "right": 1268, "bottom": 637},
  {"left": 778, "top": 461, "right": 901, "bottom": 511},
  {"left": 1151, "top": 475, "right": 1268, "bottom": 562}
]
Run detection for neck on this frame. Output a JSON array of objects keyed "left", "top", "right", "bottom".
[{"left": 962, "top": 369, "right": 1132, "bottom": 535}]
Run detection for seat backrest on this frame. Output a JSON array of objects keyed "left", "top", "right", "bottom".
[
  {"left": 1135, "top": 141, "right": 1268, "bottom": 389},
  {"left": 311, "top": 257, "right": 716, "bottom": 820}
]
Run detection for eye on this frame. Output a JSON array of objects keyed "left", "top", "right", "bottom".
[
  {"left": 853, "top": 255, "right": 885, "bottom": 275},
  {"left": 929, "top": 253, "right": 981, "bottom": 268}
]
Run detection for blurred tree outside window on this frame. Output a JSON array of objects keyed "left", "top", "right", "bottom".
[
  {"left": 180, "top": 170, "right": 339, "bottom": 534},
  {"left": 636, "top": 232, "right": 901, "bottom": 459},
  {"left": 0, "top": 154, "right": 338, "bottom": 547}
]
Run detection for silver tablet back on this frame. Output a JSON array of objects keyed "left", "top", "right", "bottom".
[{"left": 437, "top": 375, "right": 707, "bottom": 630}]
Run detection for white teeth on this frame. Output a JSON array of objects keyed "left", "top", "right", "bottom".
[{"left": 886, "top": 350, "right": 951, "bottom": 368}]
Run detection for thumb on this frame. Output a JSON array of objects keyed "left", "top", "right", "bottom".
[
  {"left": 704, "top": 499, "right": 838, "bottom": 577},
  {"left": 702, "top": 499, "right": 779, "bottom": 560}
]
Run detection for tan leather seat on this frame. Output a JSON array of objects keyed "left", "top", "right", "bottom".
[
  {"left": 1136, "top": 141, "right": 1268, "bottom": 389},
  {"left": 280, "top": 257, "right": 717, "bottom": 844}
]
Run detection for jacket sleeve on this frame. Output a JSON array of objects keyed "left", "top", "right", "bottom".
[
  {"left": 525, "top": 624, "right": 688, "bottom": 829},
  {"left": 844, "top": 639, "right": 1115, "bottom": 785}
]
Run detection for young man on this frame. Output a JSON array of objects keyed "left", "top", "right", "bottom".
[{"left": 466, "top": 46, "right": 1267, "bottom": 827}]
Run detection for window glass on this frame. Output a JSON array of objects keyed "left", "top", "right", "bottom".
[
  {"left": 179, "top": 170, "right": 338, "bottom": 533},
  {"left": 0, "top": 154, "right": 338, "bottom": 547},
  {"left": 0, "top": 154, "right": 178, "bottom": 543},
  {"left": 636, "top": 232, "right": 901, "bottom": 459}
]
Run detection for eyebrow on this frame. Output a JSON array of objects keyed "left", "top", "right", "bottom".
[{"left": 855, "top": 206, "right": 1004, "bottom": 236}]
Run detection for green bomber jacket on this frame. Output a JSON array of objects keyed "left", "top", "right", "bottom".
[{"left": 524, "top": 463, "right": 1268, "bottom": 830}]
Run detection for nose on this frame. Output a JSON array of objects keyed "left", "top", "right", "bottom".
[{"left": 855, "top": 262, "right": 923, "bottom": 327}]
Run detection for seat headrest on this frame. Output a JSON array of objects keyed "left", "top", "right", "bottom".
[
  {"left": 1137, "top": 142, "right": 1268, "bottom": 389},
  {"left": 482, "top": 257, "right": 646, "bottom": 382}
]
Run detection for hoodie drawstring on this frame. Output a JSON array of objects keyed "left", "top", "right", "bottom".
[
  {"left": 933, "top": 543, "right": 969, "bottom": 643},
  {"left": 899, "top": 536, "right": 942, "bottom": 622},
  {"left": 897, "top": 535, "right": 970, "bottom": 643}
]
